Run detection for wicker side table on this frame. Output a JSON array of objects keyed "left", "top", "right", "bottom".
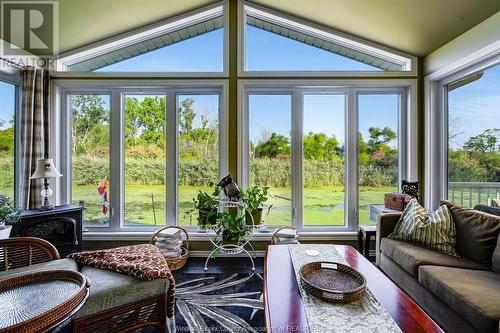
[{"left": 357, "top": 225, "right": 377, "bottom": 259}]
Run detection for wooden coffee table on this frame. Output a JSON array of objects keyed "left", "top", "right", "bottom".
[{"left": 264, "top": 245, "right": 443, "bottom": 333}]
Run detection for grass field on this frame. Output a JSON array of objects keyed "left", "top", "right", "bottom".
[{"left": 73, "top": 184, "right": 396, "bottom": 227}]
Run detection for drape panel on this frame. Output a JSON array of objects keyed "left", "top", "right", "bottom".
[{"left": 19, "top": 67, "right": 49, "bottom": 210}]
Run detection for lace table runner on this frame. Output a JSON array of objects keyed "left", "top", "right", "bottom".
[{"left": 288, "top": 244, "right": 402, "bottom": 333}]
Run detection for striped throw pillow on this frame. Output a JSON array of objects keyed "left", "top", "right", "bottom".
[{"left": 389, "top": 199, "right": 458, "bottom": 257}]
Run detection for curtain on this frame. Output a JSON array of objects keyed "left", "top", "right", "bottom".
[{"left": 19, "top": 67, "right": 50, "bottom": 210}]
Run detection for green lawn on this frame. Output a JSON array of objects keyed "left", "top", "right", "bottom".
[{"left": 73, "top": 184, "right": 395, "bottom": 227}]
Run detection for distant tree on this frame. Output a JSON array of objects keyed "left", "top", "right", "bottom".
[
  {"left": 303, "top": 132, "right": 340, "bottom": 160},
  {"left": 71, "top": 95, "right": 109, "bottom": 154},
  {"left": 358, "top": 132, "right": 370, "bottom": 164},
  {"left": 254, "top": 133, "right": 290, "bottom": 158},
  {"left": 124, "top": 96, "right": 166, "bottom": 148},
  {"left": 178, "top": 98, "right": 195, "bottom": 134},
  {"left": 463, "top": 128, "right": 499, "bottom": 153},
  {"left": 367, "top": 127, "right": 397, "bottom": 153}
]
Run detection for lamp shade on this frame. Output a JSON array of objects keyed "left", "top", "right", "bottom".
[{"left": 30, "top": 159, "right": 63, "bottom": 179}]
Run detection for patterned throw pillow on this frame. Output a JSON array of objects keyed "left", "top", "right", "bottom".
[{"left": 389, "top": 199, "right": 458, "bottom": 257}]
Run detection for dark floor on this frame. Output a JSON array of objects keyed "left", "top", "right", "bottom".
[{"left": 175, "top": 256, "right": 264, "bottom": 274}]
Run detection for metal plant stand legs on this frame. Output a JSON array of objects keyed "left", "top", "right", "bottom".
[{"left": 204, "top": 243, "right": 256, "bottom": 271}]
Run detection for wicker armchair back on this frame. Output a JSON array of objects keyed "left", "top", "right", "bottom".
[{"left": 0, "top": 237, "right": 60, "bottom": 271}]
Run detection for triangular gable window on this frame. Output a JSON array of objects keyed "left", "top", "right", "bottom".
[
  {"left": 243, "top": 3, "right": 413, "bottom": 72},
  {"left": 57, "top": 4, "right": 224, "bottom": 72}
]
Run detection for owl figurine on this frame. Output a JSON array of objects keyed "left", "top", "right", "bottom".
[{"left": 217, "top": 174, "right": 241, "bottom": 201}]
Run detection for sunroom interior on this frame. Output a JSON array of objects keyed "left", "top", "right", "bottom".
[{"left": 0, "top": 1, "right": 499, "bottom": 331}]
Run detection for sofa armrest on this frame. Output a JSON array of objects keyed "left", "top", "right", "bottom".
[{"left": 376, "top": 213, "right": 401, "bottom": 265}]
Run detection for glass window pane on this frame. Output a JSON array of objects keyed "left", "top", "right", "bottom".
[
  {"left": 0, "top": 82, "right": 15, "bottom": 199},
  {"left": 70, "top": 94, "right": 110, "bottom": 227},
  {"left": 178, "top": 94, "right": 220, "bottom": 226},
  {"left": 303, "top": 94, "right": 345, "bottom": 226},
  {"left": 96, "top": 29, "right": 223, "bottom": 72},
  {"left": 249, "top": 94, "right": 292, "bottom": 226},
  {"left": 124, "top": 95, "right": 166, "bottom": 226},
  {"left": 358, "top": 94, "right": 399, "bottom": 225},
  {"left": 246, "top": 24, "right": 382, "bottom": 72},
  {"left": 447, "top": 64, "right": 500, "bottom": 207}
]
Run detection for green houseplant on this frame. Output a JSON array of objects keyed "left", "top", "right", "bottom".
[
  {"left": 0, "top": 196, "right": 20, "bottom": 228},
  {"left": 186, "top": 187, "right": 221, "bottom": 228},
  {"left": 242, "top": 186, "right": 271, "bottom": 225},
  {"left": 216, "top": 212, "right": 249, "bottom": 246}
]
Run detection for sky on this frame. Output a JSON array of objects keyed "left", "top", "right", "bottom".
[{"left": 448, "top": 64, "right": 500, "bottom": 149}]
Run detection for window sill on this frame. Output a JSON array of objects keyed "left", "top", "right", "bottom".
[{"left": 82, "top": 230, "right": 358, "bottom": 241}]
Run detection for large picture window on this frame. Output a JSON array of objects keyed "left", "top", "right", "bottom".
[
  {"left": 248, "top": 94, "right": 292, "bottom": 226},
  {"left": 178, "top": 93, "right": 221, "bottom": 226},
  {"left": 55, "top": 1, "right": 417, "bottom": 235},
  {"left": 70, "top": 94, "right": 111, "bottom": 227},
  {"left": 240, "top": 84, "right": 411, "bottom": 231},
  {"left": 63, "top": 85, "right": 224, "bottom": 230},
  {"left": 302, "top": 94, "right": 345, "bottom": 226},
  {"left": 447, "top": 63, "right": 500, "bottom": 207},
  {"left": 123, "top": 94, "right": 166, "bottom": 226},
  {"left": 358, "top": 93, "right": 400, "bottom": 225}
]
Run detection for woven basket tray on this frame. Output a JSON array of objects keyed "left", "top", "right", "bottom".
[
  {"left": 0, "top": 270, "right": 90, "bottom": 333},
  {"left": 299, "top": 261, "right": 366, "bottom": 303},
  {"left": 150, "top": 226, "right": 189, "bottom": 271}
]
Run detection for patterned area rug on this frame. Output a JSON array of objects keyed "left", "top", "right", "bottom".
[{"left": 172, "top": 273, "right": 265, "bottom": 332}]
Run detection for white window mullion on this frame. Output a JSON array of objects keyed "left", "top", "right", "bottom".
[
  {"left": 111, "top": 89, "right": 123, "bottom": 231},
  {"left": 167, "top": 89, "right": 177, "bottom": 226},
  {"left": 346, "top": 90, "right": 358, "bottom": 231},
  {"left": 291, "top": 89, "right": 303, "bottom": 230}
]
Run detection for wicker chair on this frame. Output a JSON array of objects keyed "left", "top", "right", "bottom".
[
  {"left": 0, "top": 237, "right": 172, "bottom": 333},
  {"left": 0, "top": 236, "right": 60, "bottom": 271}
]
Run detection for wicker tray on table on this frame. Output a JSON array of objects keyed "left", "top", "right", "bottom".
[
  {"left": 0, "top": 270, "right": 90, "bottom": 333},
  {"left": 299, "top": 261, "right": 366, "bottom": 303},
  {"left": 150, "top": 225, "right": 189, "bottom": 271}
]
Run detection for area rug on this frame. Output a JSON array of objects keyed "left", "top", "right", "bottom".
[{"left": 172, "top": 273, "right": 265, "bottom": 332}]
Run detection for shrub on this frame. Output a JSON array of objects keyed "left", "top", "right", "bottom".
[{"left": 72, "top": 154, "right": 400, "bottom": 188}]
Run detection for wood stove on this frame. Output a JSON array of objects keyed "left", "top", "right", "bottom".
[{"left": 11, "top": 205, "right": 83, "bottom": 257}]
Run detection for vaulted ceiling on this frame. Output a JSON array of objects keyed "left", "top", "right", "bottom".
[{"left": 58, "top": 0, "right": 500, "bottom": 56}]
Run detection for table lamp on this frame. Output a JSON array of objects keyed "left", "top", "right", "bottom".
[{"left": 30, "top": 158, "right": 62, "bottom": 211}]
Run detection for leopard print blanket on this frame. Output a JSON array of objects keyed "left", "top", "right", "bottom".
[{"left": 68, "top": 244, "right": 176, "bottom": 317}]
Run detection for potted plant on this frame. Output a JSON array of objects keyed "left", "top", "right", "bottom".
[
  {"left": 0, "top": 196, "right": 20, "bottom": 238},
  {"left": 216, "top": 212, "right": 249, "bottom": 246},
  {"left": 242, "top": 186, "right": 271, "bottom": 225},
  {"left": 186, "top": 187, "right": 221, "bottom": 229}
]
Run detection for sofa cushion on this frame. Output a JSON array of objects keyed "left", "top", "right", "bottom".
[
  {"left": 380, "top": 238, "right": 487, "bottom": 277},
  {"left": 493, "top": 235, "right": 500, "bottom": 274},
  {"left": 474, "top": 204, "right": 500, "bottom": 217},
  {"left": 419, "top": 266, "right": 500, "bottom": 333},
  {"left": 74, "top": 265, "right": 169, "bottom": 318},
  {"left": 389, "top": 199, "right": 458, "bottom": 256},
  {"left": 0, "top": 258, "right": 78, "bottom": 280},
  {"left": 442, "top": 201, "right": 500, "bottom": 267}
]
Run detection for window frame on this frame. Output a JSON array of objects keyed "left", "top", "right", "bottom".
[
  {"left": 424, "top": 52, "right": 500, "bottom": 209},
  {"left": 55, "top": 79, "right": 228, "bottom": 232},
  {"left": 0, "top": 71, "right": 22, "bottom": 204},
  {"left": 238, "top": 79, "right": 417, "bottom": 232},
  {"left": 55, "top": 1, "right": 229, "bottom": 77},
  {"left": 237, "top": 1, "right": 417, "bottom": 77}
]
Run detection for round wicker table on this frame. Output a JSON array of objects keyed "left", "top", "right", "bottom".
[{"left": 0, "top": 270, "right": 90, "bottom": 333}]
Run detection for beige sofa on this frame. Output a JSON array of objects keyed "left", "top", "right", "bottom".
[{"left": 376, "top": 202, "right": 500, "bottom": 333}]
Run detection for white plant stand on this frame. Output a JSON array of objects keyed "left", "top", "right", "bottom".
[{"left": 204, "top": 200, "right": 256, "bottom": 271}]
